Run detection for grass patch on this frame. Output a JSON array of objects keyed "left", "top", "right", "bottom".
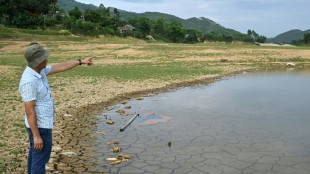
[
  {"left": 11, "top": 149, "right": 24, "bottom": 155},
  {"left": 13, "top": 123, "right": 24, "bottom": 129},
  {"left": 54, "top": 61, "right": 221, "bottom": 81},
  {"left": 0, "top": 42, "right": 13, "bottom": 49},
  {"left": 0, "top": 143, "right": 6, "bottom": 147}
]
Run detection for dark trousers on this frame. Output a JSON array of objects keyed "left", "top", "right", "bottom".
[{"left": 26, "top": 126, "right": 52, "bottom": 174}]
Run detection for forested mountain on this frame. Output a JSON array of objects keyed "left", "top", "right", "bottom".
[
  {"left": 118, "top": 11, "right": 240, "bottom": 35},
  {"left": 267, "top": 29, "right": 310, "bottom": 44},
  {"left": 56, "top": 0, "right": 240, "bottom": 35},
  {"left": 57, "top": 0, "right": 97, "bottom": 12}
]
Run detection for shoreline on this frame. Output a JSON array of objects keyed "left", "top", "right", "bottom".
[
  {"left": 48, "top": 67, "right": 260, "bottom": 173},
  {"left": 49, "top": 66, "right": 310, "bottom": 173}
]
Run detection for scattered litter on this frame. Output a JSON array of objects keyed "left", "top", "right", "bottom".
[
  {"left": 97, "top": 132, "right": 106, "bottom": 135},
  {"left": 118, "top": 154, "right": 133, "bottom": 159},
  {"left": 110, "top": 160, "right": 122, "bottom": 165},
  {"left": 116, "top": 109, "right": 129, "bottom": 116},
  {"left": 117, "top": 109, "right": 125, "bottom": 114},
  {"left": 64, "top": 113, "right": 72, "bottom": 117},
  {"left": 105, "top": 158, "right": 118, "bottom": 161},
  {"left": 106, "top": 121, "right": 115, "bottom": 125},
  {"left": 110, "top": 146, "right": 122, "bottom": 153},
  {"left": 106, "top": 142, "right": 119, "bottom": 145},
  {"left": 287, "top": 63, "right": 295, "bottom": 66}
]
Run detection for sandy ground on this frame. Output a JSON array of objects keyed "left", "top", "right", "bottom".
[{"left": 1, "top": 40, "right": 310, "bottom": 173}]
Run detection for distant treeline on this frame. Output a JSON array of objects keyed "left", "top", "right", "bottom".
[
  {"left": 1, "top": 1, "right": 267, "bottom": 43},
  {"left": 291, "top": 33, "right": 310, "bottom": 46}
]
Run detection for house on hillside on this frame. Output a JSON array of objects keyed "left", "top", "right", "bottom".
[{"left": 119, "top": 25, "right": 136, "bottom": 33}]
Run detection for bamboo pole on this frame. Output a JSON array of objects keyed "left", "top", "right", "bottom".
[{"left": 120, "top": 114, "right": 140, "bottom": 132}]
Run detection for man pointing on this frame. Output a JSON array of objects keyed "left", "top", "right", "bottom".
[{"left": 19, "top": 42, "right": 95, "bottom": 174}]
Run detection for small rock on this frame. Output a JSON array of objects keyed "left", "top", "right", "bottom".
[
  {"left": 46, "top": 165, "right": 51, "bottom": 171},
  {"left": 136, "top": 97, "right": 144, "bottom": 100},
  {"left": 52, "top": 146, "right": 62, "bottom": 152},
  {"left": 220, "top": 59, "right": 228, "bottom": 62},
  {"left": 60, "top": 152, "right": 77, "bottom": 157}
]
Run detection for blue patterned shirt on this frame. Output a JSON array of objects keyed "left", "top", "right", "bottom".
[{"left": 19, "top": 66, "right": 54, "bottom": 129}]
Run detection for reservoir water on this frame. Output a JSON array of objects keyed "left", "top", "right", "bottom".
[{"left": 92, "top": 70, "right": 310, "bottom": 174}]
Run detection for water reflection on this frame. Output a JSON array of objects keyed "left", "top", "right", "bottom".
[{"left": 93, "top": 70, "right": 310, "bottom": 174}]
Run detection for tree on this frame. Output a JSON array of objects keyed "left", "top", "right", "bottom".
[
  {"left": 184, "top": 29, "right": 200, "bottom": 43},
  {"left": 129, "top": 17, "right": 151, "bottom": 38},
  {"left": 247, "top": 29, "right": 266, "bottom": 43},
  {"left": 256, "top": 35, "right": 266, "bottom": 43},
  {"left": 113, "top": 8, "right": 120, "bottom": 25},
  {"left": 224, "top": 35, "right": 233, "bottom": 43},
  {"left": 168, "top": 21, "right": 185, "bottom": 43},
  {"left": 153, "top": 17, "right": 166, "bottom": 36},
  {"left": 69, "top": 6, "right": 82, "bottom": 20},
  {"left": 84, "top": 9, "right": 100, "bottom": 23},
  {"left": 304, "top": 33, "right": 310, "bottom": 44},
  {"left": 0, "top": 0, "right": 56, "bottom": 26}
]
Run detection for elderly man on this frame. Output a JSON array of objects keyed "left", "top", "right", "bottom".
[{"left": 19, "top": 42, "right": 95, "bottom": 174}]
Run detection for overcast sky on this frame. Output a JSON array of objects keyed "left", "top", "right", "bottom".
[{"left": 75, "top": 0, "right": 309, "bottom": 37}]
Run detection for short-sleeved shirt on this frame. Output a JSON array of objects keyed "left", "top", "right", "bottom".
[{"left": 19, "top": 66, "right": 54, "bottom": 129}]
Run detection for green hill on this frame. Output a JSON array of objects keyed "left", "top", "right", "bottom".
[
  {"left": 267, "top": 29, "right": 310, "bottom": 44},
  {"left": 119, "top": 11, "right": 240, "bottom": 35},
  {"left": 56, "top": 0, "right": 97, "bottom": 12},
  {"left": 56, "top": 0, "right": 241, "bottom": 35}
]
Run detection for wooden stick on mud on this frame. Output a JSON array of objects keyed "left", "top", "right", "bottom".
[{"left": 120, "top": 114, "right": 140, "bottom": 132}]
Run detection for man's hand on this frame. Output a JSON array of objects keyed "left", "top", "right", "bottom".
[
  {"left": 33, "top": 135, "right": 43, "bottom": 151},
  {"left": 82, "top": 56, "right": 96, "bottom": 66},
  {"left": 25, "top": 101, "right": 43, "bottom": 151}
]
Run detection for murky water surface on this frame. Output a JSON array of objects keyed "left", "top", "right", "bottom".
[{"left": 92, "top": 70, "right": 310, "bottom": 174}]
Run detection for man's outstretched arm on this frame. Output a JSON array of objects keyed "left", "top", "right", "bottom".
[{"left": 48, "top": 56, "right": 95, "bottom": 75}]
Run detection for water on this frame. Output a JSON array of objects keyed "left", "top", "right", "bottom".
[{"left": 92, "top": 70, "right": 310, "bottom": 174}]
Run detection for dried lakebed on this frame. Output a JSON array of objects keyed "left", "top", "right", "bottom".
[{"left": 89, "top": 70, "right": 310, "bottom": 174}]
